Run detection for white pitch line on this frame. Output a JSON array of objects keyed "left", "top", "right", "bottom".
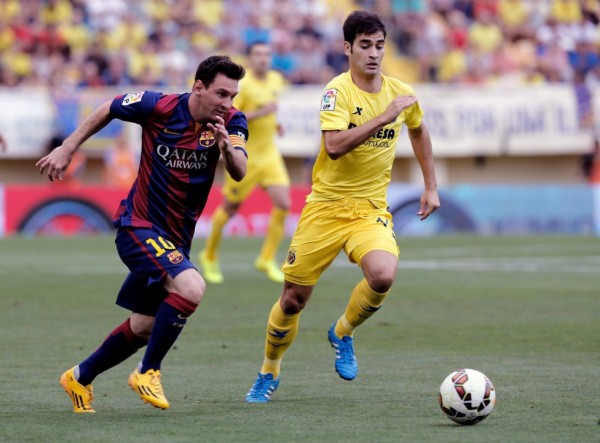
[
  {"left": 395, "top": 260, "right": 599, "bottom": 273},
  {"left": 18, "top": 254, "right": 600, "bottom": 275},
  {"left": 332, "top": 256, "right": 600, "bottom": 274}
]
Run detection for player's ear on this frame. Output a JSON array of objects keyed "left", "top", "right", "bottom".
[
  {"left": 192, "top": 80, "right": 205, "bottom": 94},
  {"left": 344, "top": 41, "right": 352, "bottom": 56}
]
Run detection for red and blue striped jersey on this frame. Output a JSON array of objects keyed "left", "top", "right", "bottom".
[{"left": 110, "top": 91, "right": 248, "bottom": 252}]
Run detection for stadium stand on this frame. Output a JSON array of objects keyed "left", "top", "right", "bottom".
[{"left": 0, "top": 0, "right": 598, "bottom": 87}]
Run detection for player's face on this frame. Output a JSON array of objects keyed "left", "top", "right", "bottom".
[
  {"left": 192, "top": 73, "right": 239, "bottom": 123},
  {"left": 249, "top": 44, "right": 271, "bottom": 75},
  {"left": 345, "top": 32, "right": 385, "bottom": 77}
]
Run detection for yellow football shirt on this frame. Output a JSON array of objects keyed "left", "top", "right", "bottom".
[
  {"left": 309, "top": 71, "right": 423, "bottom": 208},
  {"left": 233, "top": 69, "right": 285, "bottom": 163}
]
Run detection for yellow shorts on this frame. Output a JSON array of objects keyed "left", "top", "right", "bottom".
[
  {"left": 282, "top": 199, "right": 399, "bottom": 286},
  {"left": 223, "top": 154, "right": 290, "bottom": 203}
]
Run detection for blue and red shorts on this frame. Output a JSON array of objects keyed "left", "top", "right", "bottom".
[{"left": 115, "top": 227, "right": 196, "bottom": 316}]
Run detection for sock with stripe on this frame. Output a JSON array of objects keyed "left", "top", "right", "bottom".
[
  {"left": 140, "top": 293, "right": 198, "bottom": 373},
  {"left": 334, "top": 278, "right": 388, "bottom": 338},
  {"left": 204, "top": 206, "right": 230, "bottom": 260},
  {"left": 258, "top": 208, "right": 288, "bottom": 261},
  {"left": 260, "top": 299, "right": 301, "bottom": 379},
  {"left": 77, "top": 318, "right": 148, "bottom": 385}
]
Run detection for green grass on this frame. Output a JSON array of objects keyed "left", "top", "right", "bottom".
[{"left": 0, "top": 235, "right": 599, "bottom": 442}]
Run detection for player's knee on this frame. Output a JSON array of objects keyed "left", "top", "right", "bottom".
[
  {"left": 164, "top": 271, "right": 206, "bottom": 306},
  {"left": 268, "top": 185, "right": 291, "bottom": 211},
  {"left": 179, "top": 281, "right": 205, "bottom": 305},
  {"left": 280, "top": 291, "right": 303, "bottom": 314},
  {"left": 129, "top": 314, "right": 154, "bottom": 340},
  {"left": 280, "top": 283, "right": 312, "bottom": 314},
  {"left": 223, "top": 200, "right": 240, "bottom": 217},
  {"left": 366, "top": 270, "right": 396, "bottom": 293},
  {"left": 275, "top": 200, "right": 291, "bottom": 212},
  {"left": 280, "top": 297, "right": 303, "bottom": 314}
]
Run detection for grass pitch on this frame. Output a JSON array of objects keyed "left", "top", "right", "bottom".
[{"left": 0, "top": 235, "right": 598, "bottom": 442}]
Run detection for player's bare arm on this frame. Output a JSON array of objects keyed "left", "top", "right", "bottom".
[
  {"left": 36, "top": 100, "right": 113, "bottom": 182},
  {"left": 323, "top": 95, "right": 418, "bottom": 160},
  {"left": 245, "top": 102, "right": 277, "bottom": 120},
  {"left": 408, "top": 122, "right": 440, "bottom": 220},
  {"left": 207, "top": 116, "right": 247, "bottom": 182}
]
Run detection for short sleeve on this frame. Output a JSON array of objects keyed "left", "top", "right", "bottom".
[
  {"left": 110, "top": 91, "right": 162, "bottom": 124},
  {"left": 403, "top": 101, "right": 424, "bottom": 129},
  {"left": 320, "top": 87, "right": 350, "bottom": 132},
  {"left": 226, "top": 110, "right": 249, "bottom": 158}
]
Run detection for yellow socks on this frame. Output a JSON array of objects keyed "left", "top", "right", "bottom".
[
  {"left": 258, "top": 208, "right": 288, "bottom": 262},
  {"left": 334, "top": 278, "right": 388, "bottom": 338},
  {"left": 260, "top": 300, "right": 300, "bottom": 378},
  {"left": 206, "top": 206, "right": 287, "bottom": 262},
  {"left": 204, "top": 206, "right": 229, "bottom": 260}
]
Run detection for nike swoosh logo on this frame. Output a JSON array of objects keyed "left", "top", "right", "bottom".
[{"left": 163, "top": 128, "right": 182, "bottom": 135}]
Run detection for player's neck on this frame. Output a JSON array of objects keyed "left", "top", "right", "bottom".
[
  {"left": 350, "top": 71, "right": 382, "bottom": 93},
  {"left": 251, "top": 69, "right": 268, "bottom": 80}
]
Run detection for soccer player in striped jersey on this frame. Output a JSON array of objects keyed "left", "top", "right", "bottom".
[
  {"left": 37, "top": 55, "right": 248, "bottom": 412},
  {"left": 245, "top": 11, "right": 440, "bottom": 403},
  {"left": 199, "top": 41, "right": 291, "bottom": 284}
]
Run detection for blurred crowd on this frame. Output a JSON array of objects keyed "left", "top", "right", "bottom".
[{"left": 0, "top": 0, "right": 599, "bottom": 89}]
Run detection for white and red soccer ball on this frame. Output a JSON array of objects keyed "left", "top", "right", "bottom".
[{"left": 439, "top": 368, "right": 496, "bottom": 425}]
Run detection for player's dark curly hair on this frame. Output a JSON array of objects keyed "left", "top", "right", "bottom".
[
  {"left": 343, "top": 10, "right": 386, "bottom": 44},
  {"left": 194, "top": 55, "right": 245, "bottom": 86}
]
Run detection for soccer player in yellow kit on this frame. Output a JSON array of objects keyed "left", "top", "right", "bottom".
[
  {"left": 245, "top": 10, "right": 440, "bottom": 402},
  {"left": 199, "top": 42, "right": 290, "bottom": 284}
]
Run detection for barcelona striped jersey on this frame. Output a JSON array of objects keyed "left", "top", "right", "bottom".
[{"left": 110, "top": 91, "right": 248, "bottom": 252}]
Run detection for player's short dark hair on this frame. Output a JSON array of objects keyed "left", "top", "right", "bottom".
[
  {"left": 194, "top": 55, "right": 245, "bottom": 87},
  {"left": 343, "top": 10, "right": 386, "bottom": 44},
  {"left": 246, "top": 41, "right": 269, "bottom": 55}
]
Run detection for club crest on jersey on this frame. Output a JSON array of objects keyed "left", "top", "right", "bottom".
[
  {"left": 287, "top": 248, "right": 296, "bottom": 265},
  {"left": 199, "top": 131, "right": 216, "bottom": 148},
  {"left": 320, "top": 89, "right": 337, "bottom": 111},
  {"left": 121, "top": 92, "right": 144, "bottom": 106},
  {"left": 167, "top": 251, "right": 183, "bottom": 264}
]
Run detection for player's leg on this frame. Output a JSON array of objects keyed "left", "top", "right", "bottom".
[
  {"left": 139, "top": 268, "right": 203, "bottom": 372},
  {"left": 246, "top": 201, "right": 344, "bottom": 402},
  {"left": 129, "top": 268, "right": 204, "bottom": 409},
  {"left": 255, "top": 155, "right": 291, "bottom": 282},
  {"left": 112, "top": 227, "right": 202, "bottom": 409},
  {"left": 329, "top": 207, "right": 399, "bottom": 380},
  {"left": 199, "top": 199, "right": 240, "bottom": 284},
  {"left": 336, "top": 250, "right": 397, "bottom": 337},
  {"left": 255, "top": 184, "right": 291, "bottom": 283},
  {"left": 199, "top": 170, "right": 255, "bottom": 283},
  {"left": 59, "top": 272, "right": 160, "bottom": 413},
  {"left": 246, "top": 282, "right": 313, "bottom": 403}
]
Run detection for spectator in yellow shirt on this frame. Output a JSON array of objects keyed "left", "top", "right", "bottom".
[
  {"left": 550, "top": 0, "right": 582, "bottom": 24},
  {"left": 468, "top": 9, "right": 504, "bottom": 53}
]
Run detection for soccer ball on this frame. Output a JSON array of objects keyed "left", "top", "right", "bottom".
[{"left": 439, "top": 368, "right": 496, "bottom": 425}]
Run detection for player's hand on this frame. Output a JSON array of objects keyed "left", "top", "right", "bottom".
[
  {"left": 207, "top": 116, "right": 230, "bottom": 153},
  {"left": 35, "top": 145, "right": 74, "bottom": 182},
  {"left": 417, "top": 189, "right": 440, "bottom": 221},
  {"left": 382, "top": 95, "right": 418, "bottom": 125}
]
